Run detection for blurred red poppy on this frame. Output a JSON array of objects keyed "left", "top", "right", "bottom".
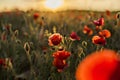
[
  {"left": 106, "top": 10, "right": 111, "bottom": 16},
  {"left": 48, "top": 33, "right": 62, "bottom": 46},
  {"left": 53, "top": 58, "right": 67, "bottom": 72},
  {"left": 99, "top": 29, "right": 111, "bottom": 38},
  {"left": 70, "top": 32, "right": 80, "bottom": 40},
  {"left": 93, "top": 17, "right": 104, "bottom": 26},
  {"left": 53, "top": 50, "right": 71, "bottom": 60},
  {"left": 76, "top": 49, "right": 119, "bottom": 80},
  {"left": 83, "top": 25, "right": 93, "bottom": 35},
  {"left": 33, "top": 13, "right": 39, "bottom": 20},
  {"left": 92, "top": 35, "right": 106, "bottom": 45},
  {"left": 0, "top": 59, "right": 6, "bottom": 66}
]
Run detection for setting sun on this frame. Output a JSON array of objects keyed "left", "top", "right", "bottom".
[{"left": 44, "top": 0, "right": 64, "bottom": 10}]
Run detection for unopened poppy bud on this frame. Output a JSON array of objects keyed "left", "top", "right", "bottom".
[
  {"left": 58, "top": 46, "right": 64, "bottom": 51},
  {"left": 14, "top": 30, "right": 19, "bottom": 37},
  {"left": 82, "top": 41, "right": 87, "bottom": 48},
  {"left": 116, "top": 12, "right": 120, "bottom": 20},
  {"left": 24, "top": 42, "right": 30, "bottom": 52}
]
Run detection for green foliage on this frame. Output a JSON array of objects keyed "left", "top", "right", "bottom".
[{"left": 0, "top": 10, "right": 120, "bottom": 80}]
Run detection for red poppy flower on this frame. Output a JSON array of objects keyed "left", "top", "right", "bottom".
[
  {"left": 48, "top": 33, "right": 62, "bottom": 46},
  {"left": 70, "top": 32, "right": 80, "bottom": 40},
  {"left": 99, "top": 29, "right": 111, "bottom": 38},
  {"left": 83, "top": 25, "right": 93, "bottom": 35},
  {"left": 53, "top": 58, "right": 67, "bottom": 72},
  {"left": 33, "top": 13, "right": 39, "bottom": 20},
  {"left": 53, "top": 50, "right": 71, "bottom": 60},
  {"left": 92, "top": 35, "right": 106, "bottom": 45},
  {"left": 0, "top": 59, "right": 6, "bottom": 66},
  {"left": 76, "top": 49, "right": 119, "bottom": 80},
  {"left": 93, "top": 17, "right": 104, "bottom": 26},
  {"left": 106, "top": 10, "right": 111, "bottom": 16}
]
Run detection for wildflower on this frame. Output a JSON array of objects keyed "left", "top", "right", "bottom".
[
  {"left": 83, "top": 25, "right": 93, "bottom": 35},
  {"left": 76, "top": 49, "right": 120, "bottom": 80},
  {"left": 48, "top": 33, "right": 62, "bottom": 46},
  {"left": 0, "top": 59, "right": 6, "bottom": 66},
  {"left": 53, "top": 50, "right": 71, "bottom": 60},
  {"left": 99, "top": 29, "right": 111, "bottom": 38},
  {"left": 92, "top": 35, "right": 106, "bottom": 45},
  {"left": 93, "top": 17, "right": 104, "bottom": 26},
  {"left": 70, "top": 32, "right": 80, "bottom": 41},
  {"left": 0, "top": 58, "right": 12, "bottom": 68},
  {"left": 33, "top": 13, "right": 39, "bottom": 20},
  {"left": 53, "top": 58, "right": 67, "bottom": 72},
  {"left": 106, "top": 10, "right": 111, "bottom": 16}
]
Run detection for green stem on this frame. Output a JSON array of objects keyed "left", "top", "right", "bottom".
[{"left": 26, "top": 51, "right": 38, "bottom": 80}]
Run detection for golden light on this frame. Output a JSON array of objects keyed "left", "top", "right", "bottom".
[{"left": 44, "top": 0, "right": 64, "bottom": 10}]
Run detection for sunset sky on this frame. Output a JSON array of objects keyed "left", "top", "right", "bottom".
[{"left": 0, "top": 0, "right": 120, "bottom": 11}]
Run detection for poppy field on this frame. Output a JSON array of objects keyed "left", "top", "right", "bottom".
[{"left": 0, "top": 10, "right": 120, "bottom": 80}]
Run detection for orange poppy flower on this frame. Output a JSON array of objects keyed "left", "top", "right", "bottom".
[
  {"left": 53, "top": 50, "right": 71, "bottom": 60},
  {"left": 99, "top": 29, "right": 111, "bottom": 38},
  {"left": 92, "top": 35, "right": 106, "bottom": 45},
  {"left": 76, "top": 49, "right": 119, "bottom": 80},
  {"left": 48, "top": 33, "right": 62, "bottom": 46},
  {"left": 53, "top": 58, "right": 67, "bottom": 72},
  {"left": 93, "top": 17, "right": 104, "bottom": 26},
  {"left": 33, "top": 13, "right": 39, "bottom": 20},
  {"left": 70, "top": 32, "right": 80, "bottom": 41},
  {"left": 83, "top": 25, "right": 93, "bottom": 35}
]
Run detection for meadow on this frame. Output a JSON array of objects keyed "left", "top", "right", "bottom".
[{"left": 0, "top": 10, "right": 120, "bottom": 80}]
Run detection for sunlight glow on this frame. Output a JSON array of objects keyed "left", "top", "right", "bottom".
[{"left": 44, "top": 0, "right": 64, "bottom": 10}]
